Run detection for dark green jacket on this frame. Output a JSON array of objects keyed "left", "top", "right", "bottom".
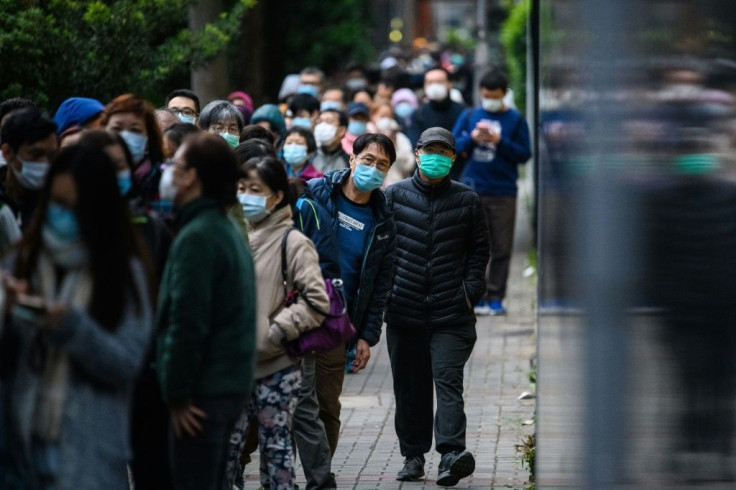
[{"left": 155, "top": 197, "right": 256, "bottom": 406}]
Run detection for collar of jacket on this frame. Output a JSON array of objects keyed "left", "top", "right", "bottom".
[
  {"left": 323, "top": 168, "right": 392, "bottom": 220},
  {"left": 428, "top": 96, "right": 453, "bottom": 111},
  {"left": 411, "top": 169, "right": 451, "bottom": 194},
  {"left": 175, "top": 197, "right": 220, "bottom": 229}
]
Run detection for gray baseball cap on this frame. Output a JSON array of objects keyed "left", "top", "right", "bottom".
[{"left": 416, "top": 127, "right": 455, "bottom": 151}]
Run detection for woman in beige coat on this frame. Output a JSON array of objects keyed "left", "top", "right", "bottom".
[{"left": 224, "top": 155, "right": 329, "bottom": 489}]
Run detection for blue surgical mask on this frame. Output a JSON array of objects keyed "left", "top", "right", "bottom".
[
  {"left": 348, "top": 121, "right": 367, "bottom": 136},
  {"left": 177, "top": 113, "right": 196, "bottom": 124},
  {"left": 12, "top": 161, "right": 49, "bottom": 190},
  {"left": 320, "top": 101, "right": 343, "bottom": 112},
  {"left": 117, "top": 170, "right": 132, "bottom": 195},
  {"left": 297, "top": 85, "right": 320, "bottom": 98},
  {"left": 45, "top": 203, "right": 81, "bottom": 243},
  {"left": 395, "top": 102, "right": 414, "bottom": 119},
  {"left": 239, "top": 193, "right": 272, "bottom": 223},
  {"left": 220, "top": 132, "right": 240, "bottom": 148},
  {"left": 292, "top": 117, "right": 312, "bottom": 129},
  {"left": 120, "top": 130, "right": 148, "bottom": 163},
  {"left": 352, "top": 163, "right": 387, "bottom": 192},
  {"left": 283, "top": 144, "right": 308, "bottom": 166}
]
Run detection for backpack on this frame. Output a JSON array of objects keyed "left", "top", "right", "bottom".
[{"left": 280, "top": 228, "right": 356, "bottom": 357}]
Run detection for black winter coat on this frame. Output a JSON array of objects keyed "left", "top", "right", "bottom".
[
  {"left": 384, "top": 171, "right": 490, "bottom": 328},
  {"left": 306, "top": 169, "right": 396, "bottom": 347}
]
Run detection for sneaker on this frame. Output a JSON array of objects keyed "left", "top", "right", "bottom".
[
  {"left": 489, "top": 300, "right": 507, "bottom": 316},
  {"left": 436, "top": 450, "right": 475, "bottom": 487},
  {"left": 397, "top": 455, "right": 425, "bottom": 481},
  {"left": 474, "top": 300, "right": 490, "bottom": 316}
]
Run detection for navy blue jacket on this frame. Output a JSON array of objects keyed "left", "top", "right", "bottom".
[
  {"left": 306, "top": 169, "right": 396, "bottom": 347},
  {"left": 292, "top": 196, "right": 341, "bottom": 279},
  {"left": 452, "top": 106, "right": 531, "bottom": 196},
  {"left": 384, "top": 172, "right": 490, "bottom": 328}
]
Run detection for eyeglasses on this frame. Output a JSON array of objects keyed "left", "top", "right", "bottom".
[
  {"left": 210, "top": 124, "right": 239, "bottom": 135},
  {"left": 169, "top": 107, "right": 198, "bottom": 118},
  {"left": 355, "top": 157, "right": 391, "bottom": 173}
]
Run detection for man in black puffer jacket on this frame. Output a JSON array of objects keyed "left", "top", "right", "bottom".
[{"left": 384, "top": 127, "right": 490, "bottom": 487}]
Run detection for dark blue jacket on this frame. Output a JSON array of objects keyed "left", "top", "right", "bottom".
[
  {"left": 306, "top": 169, "right": 396, "bottom": 347},
  {"left": 384, "top": 172, "right": 490, "bottom": 328},
  {"left": 452, "top": 106, "right": 531, "bottom": 196},
  {"left": 292, "top": 196, "right": 341, "bottom": 279}
]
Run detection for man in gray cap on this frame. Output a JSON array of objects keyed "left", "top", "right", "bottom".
[{"left": 383, "top": 127, "right": 490, "bottom": 486}]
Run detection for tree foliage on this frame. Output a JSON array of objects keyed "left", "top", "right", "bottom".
[
  {"left": 501, "top": 0, "right": 529, "bottom": 114},
  {"left": 0, "top": 0, "right": 254, "bottom": 111},
  {"left": 281, "top": 0, "right": 374, "bottom": 76}
]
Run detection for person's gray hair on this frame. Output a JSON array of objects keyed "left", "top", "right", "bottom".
[
  {"left": 300, "top": 66, "right": 325, "bottom": 83},
  {"left": 198, "top": 100, "right": 244, "bottom": 131}
]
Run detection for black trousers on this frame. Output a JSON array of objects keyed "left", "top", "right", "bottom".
[
  {"left": 387, "top": 323, "right": 477, "bottom": 457},
  {"left": 170, "top": 395, "right": 247, "bottom": 490},
  {"left": 480, "top": 195, "right": 517, "bottom": 301}
]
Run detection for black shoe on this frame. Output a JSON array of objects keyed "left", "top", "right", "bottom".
[
  {"left": 397, "top": 455, "right": 425, "bottom": 481},
  {"left": 436, "top": 450, "right": 475, "bottom": 487}
]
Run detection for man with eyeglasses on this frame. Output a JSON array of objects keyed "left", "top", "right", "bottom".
[
  {"left": 383, "top": 127, "right": 490, "bottom": 486},
  {"left": 306, "top": 133, "right": 397, "bottom": 456},
  {"left": 166, "top": 89, "right": 201, "bottom": 125}
]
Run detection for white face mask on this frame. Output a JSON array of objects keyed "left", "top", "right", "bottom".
[
  {"left": 314, "top": 122, "right": 338, "bottom": 147},
  {"left": 481, "top": 97, "right": 504, "bottom": 113},
  {"left": 158, "top": 165, "right": 177, "bottom": 202},
  {"left": 425, "top": 83, "right": 449, "bottom": 101},
  {"left": 12, "top": 161, "right": 49, "bottom": 190}
]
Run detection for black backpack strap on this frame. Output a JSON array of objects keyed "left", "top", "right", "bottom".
[{"left": 281, "top": 228, "right": 295, "bottom": 298}]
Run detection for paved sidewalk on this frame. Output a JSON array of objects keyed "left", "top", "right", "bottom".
[{"left": 244, "top": 205, "right": 537, "bottom": 489}]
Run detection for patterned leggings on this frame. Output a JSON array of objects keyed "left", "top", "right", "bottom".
[{"left": 225, "top": 364, "right": 301, "bottom": 489}]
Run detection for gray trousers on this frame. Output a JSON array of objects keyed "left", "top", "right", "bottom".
[
  {"left": 387, "top": 324, "right": 477, "bottom": 457},
  {"left": 480, "top": 195, "right": 517, "bottom": 301},
  {"left": 293, "top": 354, "right": 334, "bottom": 489}
]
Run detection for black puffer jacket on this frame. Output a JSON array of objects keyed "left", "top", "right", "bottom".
[
  {"left": 306, "top": 169, "right": 396, "bottom": 347},
  {"left": 384, "top": 171, "right": 490, "bottom": 328}
]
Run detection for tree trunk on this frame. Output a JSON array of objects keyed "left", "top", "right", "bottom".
[{"left": 189, "top": 0, "right": 230, "bottom": 104}]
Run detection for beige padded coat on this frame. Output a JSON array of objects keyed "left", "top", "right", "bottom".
[{"left": 247, "top": 205, "right": 329, "bottom": 379}]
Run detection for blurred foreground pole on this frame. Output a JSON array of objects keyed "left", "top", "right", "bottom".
[
  {"left": 190, "top": 0, "right": 230, "bottom": 103},
  {"left": 577, "top": 1, "right": 635, "bottom": 487}
]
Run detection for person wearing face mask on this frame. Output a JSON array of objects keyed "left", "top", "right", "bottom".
[
  {"left": 368, "top": 103, "right": 415, "bottom": 187},
  {"left": 102, "top": 94, "right": 166, "bottom": 208},
  {"left": 226, "top": 155, "right": 329, "bottom": 489},
  {"left": 391, "top": 88, "right": 419, "bottom": 136},
  {"left": 298, "top": 66, "right": 326, "bottom": 99},
  {"left": 312, "top": 109, "right": 349, "bottom": 173},
  {"left": 286, "top": 94, "right": 320, "bottom": 131},
  {"left": 305, "top": 133, "right": 397, "bottom": 456},
  {"left": 75, "top": 130, "right": 173, "bottom": 490},
  {"left": 165, "top": 89, "right": 201, "bottom": 126},
  {"left": 383, "top": 127, "right": 490, "bottom": 486},
  {"left": 280, "top": 126, "right": 323, "bottom": 182},
  {"left": 198, "top": 100, "right": 245, "bottom": 150},
  {"left": 1, "top": 143, "right": 154, "bottom": 490},
  {"left": 155, "top": 133, "right": 256, "bottom": 490},
  {"left": 452, "top": 70, "right": 531, "bottom": 316},
  {"left": 0, "top": 108, "right": 58, "bottom": 250},
  {"left": 320, "top": 86, "right": 346, "bottom": 113},
  {"left": 341, "top": 102, "right": 371, "bottom": 155},
  {"left": 408, "top": 68, "right": 466, "bottom": 147}
]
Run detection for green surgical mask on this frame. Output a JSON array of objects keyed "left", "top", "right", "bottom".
[
  {"left": 418, "top": 153, "right": 453, "bottom": 179},
  {"left": 220, "top": 132, "right": 240, "bottom": 148}
]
